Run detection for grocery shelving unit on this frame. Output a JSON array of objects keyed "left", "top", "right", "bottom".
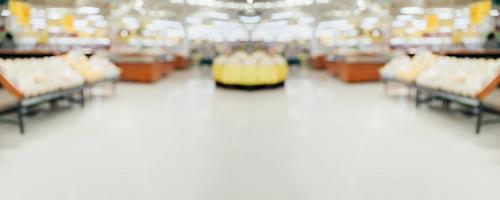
[
  {"left": 381, "top": 77, "right": 416, "bottom": 99},
  {"left": 174, "top": 55, "right": 192, "bottom": 70},
  {"left": 111, "top": 54, "right": 175, "bottom": 83},
  {"left": 326, "top": 54, "right": 389, "bottom": 83},
  {"left": 310, "top": 55, "right": 326, "bottom": 70},
  {"left": 84, "top": 77, "right": 120, "bottom": 99},
  {"left": 0, "top": 74, "right": 85, "bottom": 134},
  {"left": 415, "top": 75, "right": 500, "bottom": 134}
]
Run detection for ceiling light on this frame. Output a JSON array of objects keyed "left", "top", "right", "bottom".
[
  {"left": 490, "top": 10, "right": 499, "bottom": 17},
  {"left": 186, "top": 17, "right": 202, "bottom": 24},
  {"left": 400, "top": 7, "right": 425, "bottom": 15},
  {"left": 1, "top": 10, "right": 10, "bottom": 17},
  {"left": 206, "top": 11, "right": 229, "bottom": 20},
  {"left": 239, "top": 16, "right": 261, "bottom": 24},
  {"left": 76, "top": 6, "right": 100, "bottom": 15},
  {"left": 271, "top": 11, "right": 294, "bottom": 20},
  {"left": 298, "top": 17, "right": 315, "bottom": 24}
]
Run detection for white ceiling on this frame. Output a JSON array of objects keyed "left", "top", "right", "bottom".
[{"left": 25, "top": 0, "right": 482, "bottom": 21}]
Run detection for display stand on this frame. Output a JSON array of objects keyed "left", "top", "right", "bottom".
[
  {"left": 115, "top": 62, "right": 174, "bottom": 83},
  {"left": 336, "top": 62, "right": 385, "bottom": 82},
  {"left": 326, "top": 61, "right": 341, "bottom": 76},
  {"left": 326, "top": 54, "right": 388, "bottom": 83},
  {"left": 0, "top": 74, "right": 85, "bottom": 134},
  {"left": 216, "top": 82, "right": 285, "bottom": 91},
  {"left": 310, "top": 55, "right": 326, "bottom": 70},
  {"left": 415, "top": 75, "right": 500, "bottom": 134},
  {"left": 174, "top": 55, "right": 191, "bottom": 70},
  {"left": 84, "top": 77, "right": 119, "bottom": 99},
  {"left": 381, "top": 77, "right": 416, "bottom": 99}
]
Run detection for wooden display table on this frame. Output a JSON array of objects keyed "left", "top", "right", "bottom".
[
  {"left": 111, "top": 54, "right": 174, "bottom": 83},
  {"left": 310, "top": 55, "right": 326, "bottom": 70},
  {"left": 114, "top": 62, "right": 174, "bottom": 83},
  {"left": 337, "top": 62, "right": 386, "bottom": 83},
  {"left": 325, "top": 61, "right": 341, "bottom": 76},
  {"left": 174, "top": 55, "right": 191, "bottom": 70},
  {"left": 326, "top": 54, "right": 389, "bottom": 83}
]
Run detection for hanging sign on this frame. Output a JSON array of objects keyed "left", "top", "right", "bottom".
[
  {"left": 9, "top": 1, "right": 31, "bottom": 25},
  {"left": 426, "top": 14, "right": 439, "bottom": 33},
  {"left": 62, "top": 14, "right": 74, "bottom": 33},
  {"left": 470, "top": 0, "right": 492, "bottom": 25}
]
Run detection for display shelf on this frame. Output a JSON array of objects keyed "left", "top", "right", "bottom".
[
  {"left": 441, "top": 50, "right": 500, "bottom": 59},
  {"left": 114, "top": 62, "right": 174, "bottom": 83},
  {"left": 84, "top": 77, "right": 119, "bottom": 99},
  {"left": 381, "top": 77, "right": 416, "bottom": 99},
  {"left": 111, "top": 53, "right": 174, "bottom": 83},
  {"left": 0, "top": 49, "right": 62, "bottom": 59},
  {"left": 325, "top": 60, "right": 341, "bottom": 76},
  {"left": 0, "top": 55, "right": 87, "bottom": 133},
  {"left": 415, "top": 75, "right": 500, "bottom": 134},
  {"left": 310, "top": 55, "right": 326, "bottom": 70},
  {"left": 174, "top": 55, "right": 192, "bottom": 70},
  {"left": 337, "top": 62, "right": 386, "bottom": 82},
  {"left": 326, "top": 53, "right": 389, "bottom": 83},
  {"left": 0, "top": 80, "right": 85, "bottom": 134},
  {"left": 216, "top": 81, "right": 285, "bottom": 90}
]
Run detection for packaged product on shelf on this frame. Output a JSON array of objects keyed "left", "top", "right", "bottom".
[
  {"left": 416, "top": 57, "right": 500, "bottom": 97},
  {"left": 379, "top": 51, "right": 438, "bottom": 83},
  {"left": 379, "top": 55, "right": 412, "bottom": 80},
  {"left": 88, "top": 54, "right": 122, "bottom": 79},
  {"left": 63, "top": 51, "right": 105, "bottom": 83},
  {"left": 397, "top": 51, "right": 438, "bottom": 83},
  {"left": 0, "top": 57, "right": 85, "bottom": 98}
]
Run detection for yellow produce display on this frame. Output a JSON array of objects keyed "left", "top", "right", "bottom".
[{"left": 212, "top": 51, "right": 288, "bottom": 87}]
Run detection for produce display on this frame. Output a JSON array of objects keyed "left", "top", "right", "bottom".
[
  {"left": 63, "top": 51, "right": 121, "bottom": 83},
  {"left": 379, "top": 51, "right": 438, "bottom": 83},
  {"left": 416, "top": 57, "right": 500, "bottom": 97},
  {"left": 88, "top": 54, "right": 122, "bottom": 80},
  {"left": 0, "top": 57, "right": 85, "bottom": 97},
  {"left": 212, "top": 51, "right": 288, "bottom": 87}
]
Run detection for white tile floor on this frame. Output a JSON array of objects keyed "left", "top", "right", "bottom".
[{"left": 0, "top": 68, "right": 499, "bottom": 200}]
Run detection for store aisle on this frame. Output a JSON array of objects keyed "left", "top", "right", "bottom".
[{"left": 0, "top": 68, "right": 499, "bottom": 200}]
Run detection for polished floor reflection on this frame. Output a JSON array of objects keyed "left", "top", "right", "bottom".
[{"left": 0, "top": 68, "right": 499, "bottom": 200}]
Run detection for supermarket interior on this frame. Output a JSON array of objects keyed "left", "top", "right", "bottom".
[{"left": 0, "top": 0, "right": 499, "bottom": 199}]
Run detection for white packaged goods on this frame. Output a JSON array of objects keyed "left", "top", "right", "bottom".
[
  {"left": 0, "top": 57, "right": 85, "bottom": 98},
  {"left": 379, "top": 55, "right": 412, "bottom": 79},
  {"left": 416, "top": 57, "right": 500, "bottom": 97},
  {"left": 88, "top": 54, "right": 121, "bottom": 79},
  {"left": 63, "top": 51, "right": 105, "bottom": 83},
  {"left": 379, "top": 51, "right": 437, "bottom": 83}
]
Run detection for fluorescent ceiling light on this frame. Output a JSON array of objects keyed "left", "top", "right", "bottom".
[
  {"left": 76, "top": 6, "right": 100, "bottom": 15},
  {"left": 186, "top": 17, "right": 202, "bottom": 24},
  {"left": 400, "top": 7, "right": 425, "bottom": 15},
  {"left": 396, "top": 15, "right": 413, "bottom": 21},
  {"left": 240, "top": 16, "right": 261, "bottom": 24},
  {"left": 491, "top": 10, "right": 499, "bottom": 17},
  {"left": 1, "top": 10, "right": 10, "bottom": 17},
  {"left": 206, "top": 11, "right": 229, "bottom": 20},
  {"left": 87, "top": 15, "right": 104, "bottom": 21},
  {"left": 298, "top": 17, "right": 314, "bottom": 24},
  {"left": 271, "top": 11, "right": 293, "bottom": 20}
]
